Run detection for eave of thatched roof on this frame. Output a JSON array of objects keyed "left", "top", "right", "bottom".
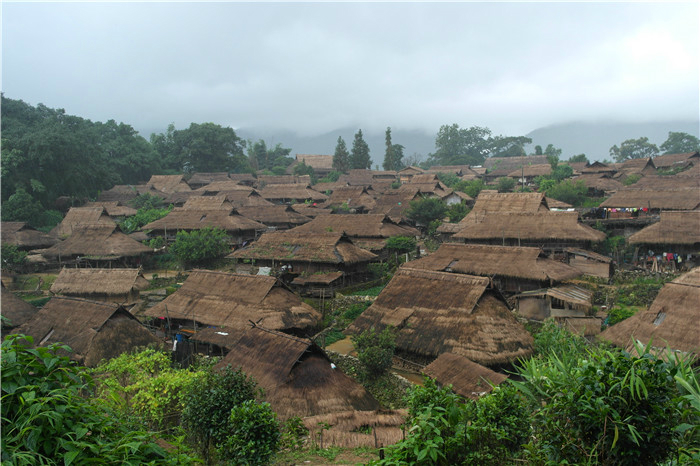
[
  {"left": 235, "top": 205, "right": 311, "bottom": 226},
  {"left": 1, "top": 285, "right": 38, "bottom": 329},
  {"left": 291, "top": 271, "right": 344, "bottom": 286},
  {"left": 599, "top": 187, "right": 700, "bottom": 210},
  {"left": 228, "top": 231, "right": 377, "bottom": 265},
  {"left": 51, "top": 207, "right": 116, "bottom": 238},
  {"left": 302, "top": 409, "right": 407, "bottom": 449},
  {"left": 598, "top": 267, "right": 700, "bottom": 358},
  {"left": 1, "top": 222, "right": 57, "bottom": 249},
  {"left": 42, "top": 225, "right": 151, "bottom": 259},
  {"left": 483, "top": 155, "right": 548, "bottom": 172},
  {"left": 147, "top": 175, "right": 192, "bottom": 193},
  {"left": 259, "top": 184, "right": 328, "bottom": 201},
  {"left": 290, "top": 214, "right": 419, "bottom": 240},
  {"left": 50, "top": 268, "right": 149, "bottom": 297},
  {"left": 322, "top": 186, "right": 377, "bottom": 210},
  {"left": 471, "top": 191, "right": 549, "bottom": 214},
  {"left": 84, "top": 201, "right": 137, "bottom": 217},
  {"left": 188, "top": 172, "right": 232, "bottom": 186},
  {"left": 216, "top": 326, "right": 379, "bottom": 419},
  {"left": 405, "top": 243, "right": 581, "bottom": 282},
  {"left": 142, "top": 208, "right": 266, "bottom": 233},
  {"left": 144, "top": 270, "right": 321, "bottom": 333},
  {"left": 295, "top": 154, "right": 334, "bottom": 170},
  {"left": 652, "top": 151, "right": 699, "bottom": 169},
  {"left": 422, "top": 352, "right": 508, "bottom": 399},
  {"left": 347, "top": 268, "right": 533, "bottom": 365},
  {"left": 507, "top": 164, "right": 552, "bottom": 178},
  {"left": 453, "top": 211, "right": 606, "bottom": 242},
  {"left": 194, "top": 180, "right": 252, "bottom": 194},
  {"left": 574, "top": 174, "right": 623, "bottom": 192},
  {"left": 629, "top": 211, "right": 700, "bottom": 245},
  {"left": 513, "top": 284, "right": 593, "bottom": 309},
  {"left": 289, "top": 204, "right": 333, "bottom": 218},
  {"left": 258, "top": 175, "right": 312, "bottom": 186},
  {"left": 180, "top": 195, "right": 233, "bottom": 211}
]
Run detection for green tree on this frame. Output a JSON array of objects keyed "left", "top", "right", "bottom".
[
  {"left": 349, "top": 129, "right": 371, "bottom": 169},
  {"left": 217, "top": 400, "right": 280, "bottom": 465},
  {"left": 544, "top": 143, "right": 562, "bottom": 160},
  {"left": 406, "top": 196, "right": 447, "bottom": 226},
  {"left": 610, "top": 136, "right": 660, "bottom": 162},
  {"left": 1, "top": 244, "right": 27, "bottom": 273},
  {"left": 118, "top": 205, "right": 173, "bottom": 234},
  {"left": 534, "top": 145, "right": 543, "bottom": 155},
  {"left": 496, "top": 177, "right": 516, "bottom": 193},
  {"left": 332, "top": 136, "right": 350, "bottom": 172},
  {"left": 382, "top": 127, "right": 405, "bottom": 171},
  {"left": 542, "top": 179, "right": 588, "bottom": 206},
  {"left": 1, "top": 187, "right": 44, "bottom": 226},
  {"left": 568, "top": 153, "right": 589, "bottom": 164},
  {"left": 446, "top": 202, "right": 469, "bottom": 223},
  {"left": 292, "top": 161, "right": 317, "bottom": 184},
  {"left": 488, "top": 135, "right": 532, "bottom": 157},
  {"left": 660, "top": 131, "right": 700, "bottom": 154},
  {"left": 430, "top": 124, "right": 492, "bottom": 166},
  {"left": 170, "top": 227, "right": 231, "bottom": 266},
  {"left": 456, "top": 178, "right": 486, "bottom": 198},
  {"left": 352, "top": 327, "right": 396, "bottom": 379}
]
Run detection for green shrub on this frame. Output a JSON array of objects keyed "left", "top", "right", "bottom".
[
  {"left": 1, "top": 243, "right": 27, "bottom": 272},
  {"left": 606, "top": 304, "right": 639, "bottom": 326},
  {"left": 343, "top": 302, "right": 370, "bottom": 321},
  {"left": 352, "top": 327, "right": 395, "bottom": 379},
  {"left": 496, "top": 176, "right": 515, "bottom": 192},
  {"left": 119, "top": 205, "right": 172, "bottom": 234},
  {"left": 170, "top": 227, "right": 231, "bottom": 267},
  {"left": 217, "top": 400, "right": 280, "bottom": 465}
]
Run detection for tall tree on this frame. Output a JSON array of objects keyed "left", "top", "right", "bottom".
[
  {"left": 382, "top": 127, "right": 405, "bottom": 171},
  {"left": 350, "top": 129, "right": 371, "bottom": 169},
  {"left": 609, "top": 137, "right": 659, "bottom": 162},
  {"left": 488, "top": 135, "right": 532, "bottom": 157},
  {"left": 659, "top": 131, "right": 700, "bottom": 154},
  {"left": 333, "top": 136, "right": 350, "bottom": 172},
  {"left": 429, "top": 124, "right": 492, "bottom": 166}
]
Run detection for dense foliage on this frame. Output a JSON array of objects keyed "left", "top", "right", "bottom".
[
  {"left": 352, "top": 327, "right": 396, "bottom": 379},
  {"left": 216, "top": 400, "right": 280, "bottom": 465},
  {"left": 350, "top": 129, "right": 371, "bottom": 169},
  {"left": 169, "top": 227, "right": 231, "bottom": 266},
  {"left": 118, "top": 205, "right": 173, "bottom": 234},
  {"left": 1, "top": 243, "right": 27, "bottom": 272},
  {"left": 405, "top": 196, "right": 447, "bottom": 227}
]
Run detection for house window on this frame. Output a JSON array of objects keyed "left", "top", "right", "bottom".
[{"left": 653, "top": 312, "right": 666, "bottom": 326}]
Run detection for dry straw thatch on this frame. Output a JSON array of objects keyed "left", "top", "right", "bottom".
[
  {"left": 259, "top": 183, "right": 328, "bottom": 202},
  {"left": 303, "top": 409, "right": 407, "bottom": 449},
  {"left": 574, "top": 174, "right": 623, "bottom": 194},
  {"left": 258, "top": 175, "right": 312, "bottom": 186},
  {"left": 405, "top": 243, "right": 581, "bottom": 282},
  {"left": 507, "top": 164, "right": 552, "bottom": 178},
  {"left": 51, "top": 206, "right": 116, "bottom": 238},
  {"left": 144, "top": 270, "right": 321, "bottom": 334},
  {"left": 295, "top": 154, "right": 334, "bottom": 170},
  {"left": 180, "top": 195, "right": 233, "bottom": 211},
  {"left": 42, "top": 225, "right": 152, "bottom": 260},
  {"left": 422, "top": 352, "right": 508, "bottom": 399},
  {"left": 322, "top": 186, "right": 377, "bottom": 211},
  {"left": 235, "top": 205, "right": 311, "bottom": 227},
  {"left": 652, "top": 151, "right": 699, "bottom": 170},
  {"left": 1, "top": 222, "right": 57, "bottom": 250},
  {"left": 291, "top": 214, "right": 418, "bottom": 242},
  {"left": 1, "top": 285, "right": 38, "bottom": 329},
  {"left": 598, "top": 267, "right": 700, "bottom": 359},
  {"left": 187, "top": 172, "right": 232, "bottom": 188},
  {"left": 141, "top": 208, "right": 266, "bottom": 234},
  {"left": 215, "top": 326, "right": 379, "bottom": 420},
  {"left": 50, "top": 268, "right": 149, "bottom": 303},
  {"left": 147, "top": 174, "right": 192, "bottom": 193},
  {"left": 629, "top": 211, "right": 700, "bottom": 246},
  {"left": 228, "top": 231, "right": 376, "bottom": 265},
  {"left": 470, "top": 191, "right": 549, "bottom": 214},
  {"left": 84, "top": 201, "right": 137, "bottom": 218},
  {"left": 347, "top": 268, "right": 534, "bottom": 366},
  {"left": 15, "top": 296, "right": 160, "bottom": 366}
]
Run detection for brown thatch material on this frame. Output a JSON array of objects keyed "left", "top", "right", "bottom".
[
  {"left": 295, "top": 154, "right": 334, "bottom": 170},
  {"left": 229, "top": 231, "right": 377, "bottom": 265},
  {"left": 545, "top": 197, "right": 574, "bottom": 210},
  {"left": 259, "top": 183, "right": 328, "bottom": 202},
  {"left": 453, "top": 211, "right": 606, "bottom": 243},
  {"left": 470, "top": 191, "right": 549, "bottom": 214},
  {"left": 187, "top": 172, "right": 232, "bottom": 188},
  {"left": 652, "top": 151, "right": 699, "bottom": 170},
  {"left": 313, "top": 181, "right": 350, "bottom": 193},
  {"left": 215, "top": 326, "right": 379, "bottom": 419},
  {"left": 292, "top": 214, "right": 418, "bottom": 242},
  {"left": 51, "top": 207, "right": 116, "bottom": 238},
  {"left": 322, "top": 186, "right": 377, "bottom": 211},
  {"left": 484, "top": 155, "right": 549, "bottom": 176},
  {"left": 84, "top": 201, "right": 137, "bottom": 217},
  {"left": 581, "top": 161, "right": 616, "bottom": 175},
  {"left": 221, "top": 189, "right": 275, "bottom": 208},
  {"left": 598, "top": 267, "right": 700, "bottom": 358},
  {"left": 190, "top": 327, "right": 242, "bottom": 350},
  {"left": 514, "top": 284, "right": 594, "bottom": 311},
  {"left": 50, "top": 268, "right": 149, "bottom": 303},
  {"left": 15, "top": 296, "right": 160, "bottom": 366},
  {"left": 97, "top": 184, "right": 163, "bottom": 204},
  {"left": 574, "top": 174, "right": 623, "bottom": 193},
  {"left": 180, "top": 195, "right": 233, "bottom": 211},
  {"left": 289, "top": 204, "right": 333, "bottom": 218},
  {"left": 507, "top": 164, "right": 552, "bottom": 178},
  {"left": 428, "top": 165, "right": 480, "bottom": 177},
  {"left": 629, "top": 211, "right": 700, "bottom": 245},
  {"left": 347, "top": 268, "right": 534, "bottom": 366},
  {"left": 147, "top": 175, "right": 192, "bottom": 193},
  {"left": 303, "top": 409, "right": 407, "bottom": 449},
  {"left": 291, "top": 271, "right": 344, "bottom": 286},
  {"left": 422, "top": 353, "right": 508, "bottom": 399},
  {"left": 235, "top": 205, "right": 311, "bottom": 227},
  {"left": 42, "top": 225, "right": 152, "bottom": 259},
  {"left": 370, "top": 189, "right": 422, "bottom": 222},
  {"left": 144, "top": 270, "right": 321, "bottom": 334},
  {"left": 562, "top": 317, "right": 602, "bottom": 337},
  {"left": 1, "top": 285, "right": 38, "bottom": 329},
  {"left": 1, "top": 222, "right": 57, "bottom": 250},
  {"left": 193, "top": 180, "right": 252, "bottom": 195},
  {"left": 141, "top": 208, "right": 266, "bottom": 234},
  {"left": 405, "top": 243, "right": 581, "bottom": 282},
  {"left": 258, "top": 175, "right": 312, "bottom": 186},
  {"left": 600, "top": 188, "right": 700, "bottom": 210}
]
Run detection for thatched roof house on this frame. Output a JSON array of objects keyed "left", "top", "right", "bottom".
[
  {"left": 15, "top": 296, "right": 161, "bottom": 367},
  {"left": 257, "top": 174, "right": 312, "bottom": 186},
  {"left": 302, "top": 409, "right": 407, "bottom": 449},
  {"left": 599, "top": 175, "right": 700, "bottom": 211},
  {"left": 84, "top": 201, "right": 137, "bottom": 218},
  {"left": 347, "top": 268, "right": 534, "bottom": 367},
  {"left": 428, "top": 165, "right": 481, "bottom": 177},
  {"left": 147, "top": 174, "right": 192, "bottom": 193},
  {"left": 144, "top": 270, "right": 321, "bottom": 338},
  {"left": 1, "top": 285, "right": 38, "bottom": 330},
  {"left": 193, "top": 180, "right": 253, "bottom": 195},
  {"left": 259, "top": 183, "right": 328, "bottom": 204},
  {"left": 235, "top": 205, "right": 311, "bottom": 229},
  {"left": 564, "top": 248, "right": 614, "bottom": 280},
  {"left": 97, "top": 184, "right": 162, "bottom": 204},
  {"left": 289, "top": 203, "right": 333, "bottom": 218},
  {"left": 41, "top": 225, "right": 152, "bottom": 264},
  {"left": 574, "top": 173, "right": 623, "bottom": 196},
  {"left": 405, "top": 243, "right": 581, "bottom": 293},
  {"left": 506, "top": 163, "right": 553, "bottom": 181},
  {"left": 229, "top": 231, "right": 376, "bottom": 280},
  {"left": 612, "top": 157, "right": 657, "bottom": 181},
  {"left": 50, "top": 206, "right": 116, "bottom": 239},
  {"left": 50, "top": 268, "right": 149, "bottom": 304},
  {"left": 513, "top": 284, "right": 594, "bottom": 321},
  {"left": 370, "top": 189, "right": 422, "bottom": 223},
  {"left": 187, "top": 172, "right": 232, "bottom": 189},
  {"left": 483, "top": 155, "right": 549, "bottom": 179},
  {"left": 470, "top": 191, "right": 550, "bottom": 214},
  {"left": 141, "top": 208, "right": 266, "bottom": 243},
  {"left": 628, "top": 211, "right": 700, "bottom": 249},
  {"left": 322, "top": 186, "right": 377, "bottom": 212},
  {"left": 180, "top": 195, "right": 233, "bottom": 211},
  {"left": 292, "top": 154, "right": 334, "bottom": 177},
  {"left": 1, "top": 222, "right": 57, "bottom": 250},
  {"left": 290, "top": 214, "right": 419, "bottom": 254},
  {"left": 598, "top": 267, "right": 700, "bottom": 359},
  {"left": 215, "top": 326, "right": 379, "bottom": 420},
  {"left": 422, "top": 353, "right": 508, "bottom": 399},
  {"left": 653, "top": 151, "right": 699, "bottom": 171},
  {"left": 581, "top": 161, "right": 617, "bottom": 176}
]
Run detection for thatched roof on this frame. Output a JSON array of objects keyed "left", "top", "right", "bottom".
[
  {"left": 581, "top": 161, "right": 617, "bottom": 174},
  {"left": 428, "top": 165, "right": 480, "bottom": 177},
  {"left": 51, "top": 207, "right": 116, "bottom": 238},
  {"left": 144, "top": 270, "right": 321, "bottom": 334},
  {"left": 193, "top": 180, "right": 252, "bottom": 195},
  {"left": 84, "top": 201, "right": 137, "bottom": 217},
  {"left": 180, "top": 195, "right": 233, "bottom": 211},
  {"left": 484, "top": 155, "right": 549, "bottom": 176},
  {"left": 50, "top": 268, "right": 149, "bottom": 301},
  {"left": 141, "top": 208, "right": 266, "bottom": 234},
  {"left": 514, "top": 284, "right": 593, "bottom": 311},
  {"left": 215, "top": 326, "right": 379, "bottom": 419},
  {"left": 471, "top": 191, "right": 549, "bottom": 214},
  {"left": 259, "top": 184, "right": 328, "bottom": 202},
  {"left": 235, "top": 205, "right": 311, "bottom": 227},
  {"left": 291, "top": 271, "right": 344, "bottom": 286},
  {"left": 405, "top": 243, "right": 581, "bottom": 282},
  {"left": 574, "top": 174, "right": 623, "bottom": 193},
  {"left": 295, "top": 154, "right": 334, "bottom": 170},
  {"left": 545, "top": 197, "right": 574, "bottom": 210},
  {"left": 1, "top": 222, "right": 57, "bottom": 249},
  {"left": 289, "top": 204, "right": 333, "bottom": 218},
  {"left": 258, "top": 175, "right": 312, "bottom": 186},
  {"left": 398, "top": 166, "right": 424, "bottom": 175},
  {"left": 190, "top": 327, "right": 241, "bottom": 349},
  {"left": 422, "top": 353, "right": 508, "bottom": 399},
  {"left": 507, "top": 164, "right": 552, "bottom": 178},
  {"left": 303, "top": 409, "right": 407, "bottom": 449},
  {"left": 347, "top": 268, "right": 534, "bottom": 365},
  {"left": 222, "top": 189, "right": 275, "bottom": 208},
  {"left": 599, "top": 183, "right": 700, "bottom": 210},
  {"left": 291, "top": 214, "right": 419, "bottom": 241},
  {"left": 628, "top": 211, "right": 700, "bottom": 246},
  {"left": 599, "top": 267, "right": 700, "bottom": 358},
  {"left": 1, "top": 285, "right": 38, "bottom": 329},
  {"left": 42, "top": 225, "right": 152, "bottom": 259},
  {"left": 147, "top": 175, "right": 192, "bottom": 193},
  {"left": 653, "top": 151, "right": 699, "bottom": 169},
  {"left": 229, "top": 231, "right": 377, "bottom": 265},
  {"left": 370, "top": 190, "right": 422, "bottom": 222},
  {"left": 97, "top": 184, "right": 162, "bottom": 203},
  {"left": 322, "top": 186, "right": 377, "bottom": 211},
  {"left": 187, "top": 172, "right": 232, "bottom": 187},
  {"left": 15, "top": 297, "right": 160, "bottom": 366},
  {"left": 313, "top": 180, "right": 350, "bottom": 193},
  {"left": 453, "top": 211, "right": 606, "bottom": 243}
]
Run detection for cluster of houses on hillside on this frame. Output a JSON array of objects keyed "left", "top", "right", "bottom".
[{"left": 2, "top": 151, "right": 699, "bottom": 445}]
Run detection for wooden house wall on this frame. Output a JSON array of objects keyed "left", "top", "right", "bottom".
[{"left": 517, "top": 297, "right": 549, "bottom": 320}]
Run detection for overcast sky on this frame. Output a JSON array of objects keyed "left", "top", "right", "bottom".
[{"left": 2, "top": 1, "right": 698, "bottom": 139}]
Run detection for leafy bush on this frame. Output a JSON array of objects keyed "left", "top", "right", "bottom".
[
  {"left": 170, "top": 227, "right": 231, "bottom": 267},
  {"left": 119, "top": 205, "right": 172, "bottom": 234},
  {"left": 342, "top": 301, "right": 371, "bottom": 321},
  {"left": 352, "top": 327, "right": 395, "bottom": 379},
  {"left": 532, "top": 319, "right": 589, "bottom": 358},
  {"left": 216, "top": 400, "right": 280, "bottom": 465},
  {"left": 542, "top": 179, "right": 588, "bottom": 206},
  {"left": 147, "top": 236, "right": 165, "bottom": 249},
  {"left": 405, "top": 196, "right": 447, "bottom": 227},
  {"left": 496, "top": 176, "right": 515, "bottom": 192},
  {"left": 129, "top": 193, "right": 164, "bottom": 210},
  {"left": 623, "top": 173, "right": 642, "bottom": 186},
  {"left": 385, "top": 235, "right": 416, "bottom": 253},
  {"left": 455, "top": 178, "right": 485, "bottom": 198},
  {"left": 1, "top": 243, "right": 27, "bottom": 272},
  {"left": 446, "top": 202, "right": 469, "bottom": 223}
]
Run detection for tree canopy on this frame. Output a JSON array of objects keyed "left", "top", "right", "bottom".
[
  {"left": 349, "top": 129, "right": 371, "bottom": 169},
  {"left": 332, "top": 136, "right": 350, "bottom": 172},
  {"left": 609, "top": 137, "right": 660, "bottom": 162},
  {"left": 659, "top": 131, "right": 700, "bottom": 154},
  {"left": 382, "top": 127, "right": 405, "bottom": 171},
  {"left": 428, "top": 124, "right": 532, "bottom": 166}
]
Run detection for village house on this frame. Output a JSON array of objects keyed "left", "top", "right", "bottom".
[
  {"left": 83, "top": 201, "right": 137, "bottom": 219},
  {"left": 370, "top": 187, "right": 423, "bottom": 223},
  {"left": 144, "top": 270, "right": 321, "bottom": 341},
  {"left": 50, "top": 206, "right": 116, "bottom": 239},
  {"left": 574, "top": 173, "right": 623, "bottom": 198},
  {"left": 1, "top": 284, "right": 38, "bottom": 331},
  {"left": 611, "top": 157, "right": 657, "bottom": 182},
  {"left": 1, "top": 222, "right": 57, "bottom": 251},
  {"left": 506, "top": 164, "right": 553, "bottom": 186},
  {"left": 422, "top": 352, "right": 508, "bottom": 400},
  {"left": 347, "top": 268, "right": 534, "bottom": 368},
  {"left": 235, "top": 205, "right": 311, "bottom": 230},
  {"left": 16, "top": 296, "right": 161, "bottom": 367},
  {"left": 146, "top": 174, "right": 192, "bottom": 194},
  {"left": 257, "top": 174, "right": 312, "bottom": 187},
  {"left": 288, "top": 154, "right": 335, "bottom": 178},
  {"left": 50, "top": 267, "right": 150, "bottom": 305},
  {"left": 563, "top": 248, "right": 614, "bottom": 280},
  {"left": 397, "top": 166, "right": 425, "bottom": 183},
  {"left": 599, "top": 267, "right": 700, "bottom": 361},
  {"left": 214, "top": 326, "right": 380, "bottom": 420},
  {"left": 321, "top": 186, "right": 377, "bottom": 212},
  {"left": 186, "top": 172, "right": 233, "bottom": 190},
  {"left": 652, "top": 151, "right": 699, "bottom": 172},
  {"left": 512, "top": 284, "right": 596, "bottom": 323},
  {"left": 258, "top": 183, "right": 328, "bottom": 204},
  {"left": 483, "top": 155, "right": 549, "bottom": 182},
  {"left": 97, "top": 183, "right": 164, "bottom": 205},
  {"left": 580, "top": 161, "right": 618, "bottom": 177},
  {"left": 599, "top": 175, "right": 700, "bottom": 214},
  {"left": 628, "top": 211, "right": 700, "bottom": 271}
]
